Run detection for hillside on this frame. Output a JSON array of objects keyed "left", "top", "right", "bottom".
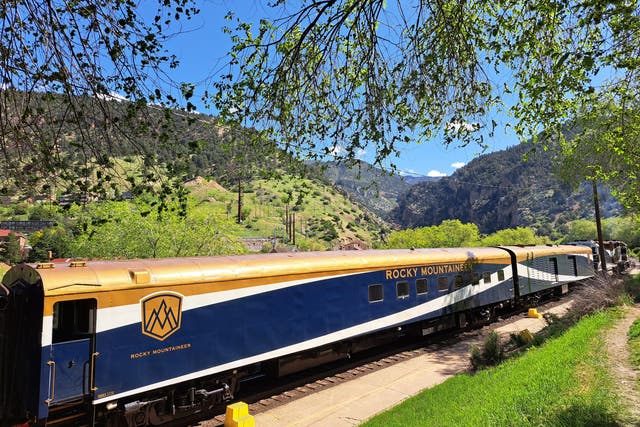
[
  {"left": 185, "top": 174, "right": 390, "bottom": 250},
  {"left": 319, "top": 161, "right": 412, "bottom": 216},
  {"left": 389, "top": 143, "right": 621, "bottom": 235}
]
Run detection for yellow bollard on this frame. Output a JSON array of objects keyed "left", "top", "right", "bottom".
[
  {"left": 224, "top": 402, "right": 255, "bottom": 427},
  {"left": 527, "top": 308, "right": 543, "bottom": 319},
  {"left": 519, "top": 329, "right": 534, "bottom": 343}
]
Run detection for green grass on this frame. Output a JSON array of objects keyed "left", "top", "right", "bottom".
[
  {"left": 626, "top": 273, "right": 640, "bottom": 303},
  {"left": 629, "top": 318, "right": 640, "bottom": 369},
  {"left": 362, "top": 311, "right": 622, "bottom": 427}
]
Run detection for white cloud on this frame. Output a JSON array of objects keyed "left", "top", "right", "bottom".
[
  {"left": 96, "top": 91, "right": 128, "bottom": 102},
  {"left": 399, "top": 169, "right": 420, "bottom": 177},
  {"left": 451, "top": 162, "right": 466, "bottom": 169},
  {"left": 356, "top": 148, "right": 366, "bottom": 159},
  {"left": 446, "top": 121, "right": 480, "bottom": 133},
  {"left": 327, "top": 145, "right": 344, "bottom": 156},
  {"left": 427, "top": 170, "right": 447, "bottom": 177}
]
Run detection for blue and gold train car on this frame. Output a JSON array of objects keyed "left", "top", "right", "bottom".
[{"left": 0, "top": 245, "right": 592, "bottom": 426}]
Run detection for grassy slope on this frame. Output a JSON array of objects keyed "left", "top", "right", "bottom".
[
  {"left": 186, "top": 175, "right": 389, "bottom": 250},
  {"left": 362, "top": 310, "right": 622, "bottom": 427}
]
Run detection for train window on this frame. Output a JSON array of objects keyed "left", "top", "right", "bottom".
[
  {"left": 416, "top": 279, "right": 428, "bottom": 295},
  {"left": 437, "top": 276, "right": 449, "bottom": 291},
  {"left": 396, "top": 281, "right": 409, "bottom": 298},
  {"left": 52, "top": 299, "right": 96, "bottom": 343},
  {"left": 483, "top": 272, "right": 491, "bottom": 284},
  {"left": 368, "top": 284, "right": 384, "bottom": 302},
  {"left": 472, "top": 273, "right": 480, "bottom": 285},
  {"left": 498, "top": 270, "right": 505, "bottom": 281},
  {"left": 568, "top": 255, "right": 578, "bottom": 276},
  {"left": 550, "top": 258, "right": 559, "bottom": 281},
  {"left": 454, "top": 275, "right": 464, "bottom": 288}
]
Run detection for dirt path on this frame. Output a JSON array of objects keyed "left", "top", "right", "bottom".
[{"left": 606, "top": 304, "right": 640, "bottom": 426}]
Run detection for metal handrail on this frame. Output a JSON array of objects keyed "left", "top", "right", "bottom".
[
  {"left": 45, "top": 360, "right": 56, "bottom": 404},
  {"left": 90, "top": 352, "right": 100, "bottom": 392}
]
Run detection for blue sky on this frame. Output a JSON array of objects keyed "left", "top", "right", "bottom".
[{"left": 159, "top": 0, "right": 519, "bottom": 177}]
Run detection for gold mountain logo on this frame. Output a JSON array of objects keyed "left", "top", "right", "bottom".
[{"left": 141, "top": 292, "right": 183, "bottom": 341}]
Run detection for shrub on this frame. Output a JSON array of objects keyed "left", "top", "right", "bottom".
[{"left": 470, "top": 330, "right": 504, "bottom": 370}]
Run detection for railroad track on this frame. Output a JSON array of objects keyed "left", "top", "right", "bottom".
[{"left": 194, "top": 316, "right": 519, "bottom": 426}]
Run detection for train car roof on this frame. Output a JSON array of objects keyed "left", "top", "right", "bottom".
[
  {"left": 3, "top": 247, "right": 513, "bottom": 297},
  {"left": 499, "top": 244, "right": 592, "bottom": 262}
]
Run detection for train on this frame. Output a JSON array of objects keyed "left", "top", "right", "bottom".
[{"left": 0, "top": 244, "right": 594, "bottom": 427}]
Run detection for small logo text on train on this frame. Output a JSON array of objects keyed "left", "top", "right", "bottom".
[{"left": 141, "top": 292, "right": 183, "bottom": 341}]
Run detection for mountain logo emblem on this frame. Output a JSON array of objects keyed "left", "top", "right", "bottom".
[{"left": 141, "top": 292, "right": 183, "bottom": 341}]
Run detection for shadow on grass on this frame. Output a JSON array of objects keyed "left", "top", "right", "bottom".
[{"left": 547, "top": 402, "right": 622, "bottom": 427}]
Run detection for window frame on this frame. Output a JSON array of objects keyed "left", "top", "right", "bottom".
[
  {"left": 416, "top": 278, "right": 428, "bottom": 295},
  {"left": 396, "top": 281, "right": 410, "bottom": 299},
  {"left": 437, "top": 276, "right": 449, "bottom": 292},
  {"left": 368, "top": 284, "right": 384, "bottom": 303}
]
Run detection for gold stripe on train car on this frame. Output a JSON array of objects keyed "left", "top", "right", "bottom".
[{"left": 34, "top": 248, "right": 512, "bottom": 314}]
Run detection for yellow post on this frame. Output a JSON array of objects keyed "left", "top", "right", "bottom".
[
  {"left": 519, "top": 329, "right": 534, "bottom": 343},
  {"left": 527, "top": 308, "right": 542, "bottom": 319},
  {"left": 224, "top": 402, "right": 255, "bottom": 427}
]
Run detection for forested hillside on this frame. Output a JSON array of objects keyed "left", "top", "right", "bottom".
[{"left": 388, "top": 143, "right": 621, "bottom": 236}]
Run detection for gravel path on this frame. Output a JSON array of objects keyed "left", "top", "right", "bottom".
[{"left": 605, "top": 304, "right": 640, "bottom": 426}]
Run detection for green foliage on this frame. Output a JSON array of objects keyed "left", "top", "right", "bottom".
[
  {"left": 0, "top": 231, "right": 24, "bottom": 265},
  {"left": 0, "top": 263, "right": 8, "bottom": 278},
  {"left": 626, "top": 274, "right": 640, "bottom": 304},
  {"left": 28, "top": 226, "right": 72, "bottom": 262},
  {"left": 385, "top": 220, "right": 481, "bottom": 248},
  {"left": 470, "top": 330, "right": 504, "bottom": 370},
  {"left": 480, "top": 227, "right": 550, "bottom": 246},
  {"left": 628, "top": 318, "right": 640, "bottom": 369},
  {"left": 69, "top": 200, "right": 247, "bottom": 259},
  {"left": 558, "top": 98, "right": 640, "bottom": 213},
  {"left": 563, "top": 219, "right": 597, "bottom": 243},
  {"left": 0, "top": 1, "right": 201, "bottom": 199},
  {"left": 213, "top": 1, "right": 640, "bottom": 224},
  {"left": 562, "top": 215, "right": 640, "bottom": 249},
  {"left": 384, "top": 220, "right": 548, "bottom": 249}
]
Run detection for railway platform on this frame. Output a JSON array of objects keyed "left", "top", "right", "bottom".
[{"left": 249, "top": 299, "right": 575, "bottom": 427}]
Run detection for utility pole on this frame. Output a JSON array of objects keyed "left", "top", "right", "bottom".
[
  {"left": 592, "top": 180, "right": 607, "bottom": 273},
  {"left": 237, "top": 178, "right": 242, "bottom": 224}
]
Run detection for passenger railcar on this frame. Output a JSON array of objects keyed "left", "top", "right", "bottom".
[{"left": 0, "top": 245, "right": 593, "bottom": 426}]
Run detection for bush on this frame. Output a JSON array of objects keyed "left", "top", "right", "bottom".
[
  {"left": 470, "top": 330, "right": 504, "bottom": 370},
  {"left": 571, "top": 274, "right": 629, "bottom": 317}
]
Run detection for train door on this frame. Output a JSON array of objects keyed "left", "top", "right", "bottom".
[{"left": 48, "top": 299, "right": 97, "bottom": 403}]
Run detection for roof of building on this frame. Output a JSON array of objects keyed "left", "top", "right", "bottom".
[{"left": 0, "top": 229, "right": 24, "bottom": 238}]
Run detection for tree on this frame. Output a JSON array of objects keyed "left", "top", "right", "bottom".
[
  {"left": 70, "top": 199, "right": 247, "bottom": 259},
  {"left": 0, "top": 232, "right": 24, "bottom": 264},
  {"left": 28, "top": 226, "right": 72, "bottom": 262},
  {"left": 216, "top": 1, "right": 640, "bottom": 201},
  {"left": 480, "top": 227, "right": 549, "bottom": 246},
  {"left": 384, "top": 220, "right": 481, "bottom": 248},
  {"left": 558, "top": 97, "right": 640, "bottom": 212},
  {"left": 562, "top": 219, "right": 597, "bottom": 243},
  {"left": 0, "top": 0, "right": 200, "bottom": 201}
]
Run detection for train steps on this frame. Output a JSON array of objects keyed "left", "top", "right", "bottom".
[{"left": 47, "top": 399, "right": 90, "bottom": 427}]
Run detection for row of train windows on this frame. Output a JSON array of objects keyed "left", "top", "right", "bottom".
[{"left": 368, "top": 270, "right": 506, "bottom": 303}]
